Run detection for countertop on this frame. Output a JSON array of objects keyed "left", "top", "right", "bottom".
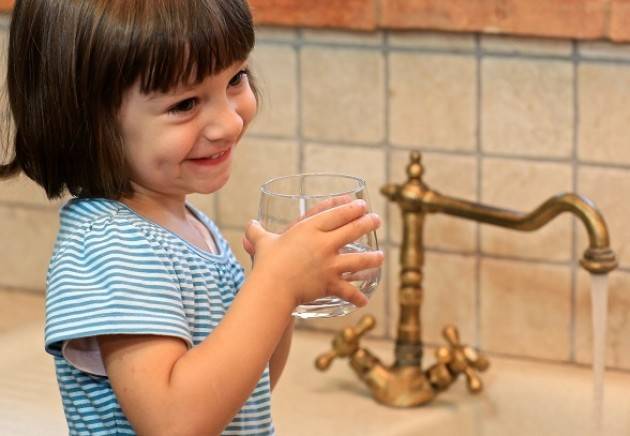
[{"left": 2, "top": 289, "right": 630, "bottom": 436}]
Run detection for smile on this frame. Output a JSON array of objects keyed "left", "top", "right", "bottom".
[{"left": 188, "top": 148, "right": 232, "bottom": 166}]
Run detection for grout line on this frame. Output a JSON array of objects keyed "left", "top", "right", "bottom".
[
  {"left": 569, "top": 40, "right": 580, "bottom": 362},
  {"left": 422, "top": 340, "right": 630, "bottom": 374},
  {"left": 296, "top": 29, "right": 305, "bottom": 173},
  {"left": 382, "top": 31, "right": 393, "bottom": 339},
  {"left": 0, "top": 201, "right": 60, "bottom": 212},
  {"left": 224, "top": 219, "right": 630, "bottom": 274},
  {"left": 474, "top": 34, "right": 483, "bottom": 349},
  {"left": 259, "top": 31, "right": 630, "bottom": 66},
  {"left": 248, "top": 132, "right": 630, "bottom": 171}
]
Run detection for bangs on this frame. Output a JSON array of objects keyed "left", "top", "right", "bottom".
[{"left": 113, "top": 0, "right": 255, "bottom": 94}]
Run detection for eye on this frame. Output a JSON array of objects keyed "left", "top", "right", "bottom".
[
  {"left": 229, "top": 69, "right": 249, "bottom": 87},
  {"left": 168, "top": 97, "right": 198, "bottom": 114}
]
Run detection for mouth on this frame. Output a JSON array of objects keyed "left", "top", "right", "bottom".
[{"left": 188, "top": 147, "right": 232, "bottom": 166}]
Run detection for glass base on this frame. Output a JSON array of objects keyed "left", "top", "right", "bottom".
[{"left": 292, "top": 297, "right": 357, "bottom": 319}]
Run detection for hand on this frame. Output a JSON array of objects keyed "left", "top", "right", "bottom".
[
  {"left": 242, "top": 194, "right": 353, "bottom": 258},
  {"left": 245, "top": 199, "right": 383, "bottom": 308}
]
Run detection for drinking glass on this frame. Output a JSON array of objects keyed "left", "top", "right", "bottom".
[{"left": 258, "top": 173, "right": 380, "bottom": 319}]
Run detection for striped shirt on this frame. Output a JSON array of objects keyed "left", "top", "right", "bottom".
[{"left": 44, "top": 198, "right": 274, "bottom": 435}]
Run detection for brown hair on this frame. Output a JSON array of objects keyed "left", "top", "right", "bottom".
[{"left": 0, "top": 0, "right": 257, "bottom": 199}]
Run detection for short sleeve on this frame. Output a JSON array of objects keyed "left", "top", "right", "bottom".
[{"left": 44, "top": 217, "right": 192, "bottom": 359}]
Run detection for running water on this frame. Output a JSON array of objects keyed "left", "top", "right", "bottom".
[{"left": 590, "top": 273, "right": 609, "bottom": 435}]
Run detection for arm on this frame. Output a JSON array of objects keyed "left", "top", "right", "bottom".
[
  {"left": 269, "top": 318, "right": 294, "bottom": 390},
  {"left": 99, "top": 272, "right": 295, "bottom": 436},
  {"left": 99, "top": 200, "right": 383, "bottom": 436}
]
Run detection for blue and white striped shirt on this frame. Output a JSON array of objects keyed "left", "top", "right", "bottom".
[{"left": 44, "top": 198, "right": 274, "bottom": 435}]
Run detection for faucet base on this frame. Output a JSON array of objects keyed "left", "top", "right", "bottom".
[{"left": 368, "top": 365, "right": 434, "bottom": 407}]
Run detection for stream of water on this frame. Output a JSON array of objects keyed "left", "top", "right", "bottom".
[{"left": 590, "top": 273, "right": 609, "bottom": 435}]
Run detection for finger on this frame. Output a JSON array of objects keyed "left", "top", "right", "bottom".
[
  {"left": 329, "top": 280, "right": 369, "bottom": 308},
  {"left": 335, "top": 250, "right": 384, "bottom": 274},
  {"left": 311, "top": 199, "right": 368, "bottom": 232},
  {"left": 284, "top": 195, "right": 355, "bottom": 231},
  {"left": 331, "top": 213, "right": 381, "bottom": 247},
  {"left": 303, "top": 195, "right": 354, "bottom": 219}
]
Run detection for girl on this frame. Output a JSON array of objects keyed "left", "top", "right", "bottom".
[{"left": 1, "top": 0, "right": 384, "bottom": 435}]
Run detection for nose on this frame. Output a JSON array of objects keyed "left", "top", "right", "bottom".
[{"left": 202, "top": 100, "right": 244, "bottom": 144}]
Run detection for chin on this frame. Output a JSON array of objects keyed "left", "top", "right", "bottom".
[{"left": 197, "top": 175, "right": 231, "bottom": 194}]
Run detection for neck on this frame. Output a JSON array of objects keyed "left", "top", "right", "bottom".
[{"left": 121, "top": 189, "right": 189, "bottom": 222}]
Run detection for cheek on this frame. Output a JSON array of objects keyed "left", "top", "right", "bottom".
[{"left": 239, "top": 88, "right": 258, "bottom": 130}]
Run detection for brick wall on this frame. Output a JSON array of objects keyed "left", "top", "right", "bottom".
[{"left": 249, "top": 0, "right": 630, "bottom": 42}]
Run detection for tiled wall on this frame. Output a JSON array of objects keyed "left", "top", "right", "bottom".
[{"left": 1, "top": 21, "right": 629, "bottom": 371}]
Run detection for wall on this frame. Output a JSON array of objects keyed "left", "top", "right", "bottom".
[{"left": 1, "top": 15, "right": 629, "bottom": 371}]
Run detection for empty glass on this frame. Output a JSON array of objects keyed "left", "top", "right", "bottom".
[{"left": 258, "top": 173, "right": 380, "bottom": 319}]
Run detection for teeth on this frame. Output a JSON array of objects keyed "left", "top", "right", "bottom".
[{"left": 210, "top": 151, "right": 226, "bottom": 159}]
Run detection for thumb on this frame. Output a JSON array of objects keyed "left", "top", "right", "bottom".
[
  {"left": 244, "top": 219, "right": 267, "bottom": 246},
  {"left": 242, "top": 235, "right": 255, "bottom": 257}
]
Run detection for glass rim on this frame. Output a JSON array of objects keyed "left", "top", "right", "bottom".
[{"left": 260, "top": 172, "right": 366, "bottom": 199}]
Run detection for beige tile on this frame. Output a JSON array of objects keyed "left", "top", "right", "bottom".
[
  {"left": 389, "top": 52, "right": 476, "bottom": 151},
  {"left": 301, "top": 47, "right": 385, "bottom": 144},
  {"left": 303, "top": 29, "right": 384, "bottom": 45},
  {"left": 255, "top": 26, "right": 298, "bottom": 41},
  {"left": 482, "top": 58, "right": 573, "bottom": 158},
  {"left": 388, "top": 150, "right": 477, "bottom": 252},
  {"left": 303, "top": 143, "right": 387, "bottom": 243},
  {"left": 388, "top": 31, "right": 475, "bottom": 51},
  {"left": 578, "top": 63, "right": 630, "bottom": 165},
  {"left": 188, "top": 193, "right": 215, "bottom": 221},
  {"left": 218, "top": 137, "right": 299, "bottom": 227},
  {"left": 577, "top": 166, "right": 630, "bottom": 268},
  {"left": 579, "top": 40, "right": 630, "bottom": 60},
  {"left": 0, "top": 174, "right": 63, "bottom": 207},
  {"left": 481, "top": 35, "right": 572, "bottom": 56},
  {"left": 480, "top": 259, "right": 571, "bottom": 361},
  {"left": 249, "top": 44, "right": 298, "bottom": 137},
  {"left": 387, "top": 247, "right": 477, "bottom": 346},
  {"left": 0, "top": 289, "right": 45, "bottom": 333},
  {"left": 296, "top": 245, "right": 389, "bottom": 338},
  {"left": 221, "top": 227, "right": 252, "bottom": 275},
  {"left": 481, "top": 158, "right": 573, "bottom": 262},
  {"left": 0, "top": 206, "right": 59, "bottom": 292},
  {"left": 575, "top": 270, "right": 630, "bottom": 370}
]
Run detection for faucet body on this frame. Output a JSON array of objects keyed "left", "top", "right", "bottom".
[{"left": 317, "top": 151, "right": 617, "bottom": 407}]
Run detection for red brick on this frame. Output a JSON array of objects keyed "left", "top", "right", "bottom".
[
  {"left": 609, "top": 0, "right": 630, "bottom": 42},
  {"left": 0, "top": 0, "right": 14, "bottom": 13},
  {"left": 249, "top": 0, "right": 377, "bottom": 31},
  {"left": 379, "top": 0, "right": 608, "bottom": 39}
]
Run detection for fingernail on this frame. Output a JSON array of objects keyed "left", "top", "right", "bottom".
[{"left": 354, "top": 199, "right": 367, "bottom": 209}]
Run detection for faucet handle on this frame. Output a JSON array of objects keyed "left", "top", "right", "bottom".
[
  {"left": 433, "top": 324, "right": 490, "bottom": 393},
  {"left": 315, "top": 315, "right": 376, "bottom": 371}
]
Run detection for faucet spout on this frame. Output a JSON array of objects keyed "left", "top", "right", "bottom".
[{"left": 424, "top": 191, "right": 617, "bottom": 274}]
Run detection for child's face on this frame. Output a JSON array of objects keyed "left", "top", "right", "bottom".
[{"left": 118, "top": 60, "right": 256, "bottom": 200}]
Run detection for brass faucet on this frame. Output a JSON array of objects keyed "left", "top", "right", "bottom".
[{"left": 315, "top": 151, "right": 617, "bottom": 407}]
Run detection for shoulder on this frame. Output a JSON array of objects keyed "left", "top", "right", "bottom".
[
  {"left": 49, "top": 198, "right": 173, "bottom": 277},
  {"left": 56, "top": 197, "right": 160, "bottom": 247}
]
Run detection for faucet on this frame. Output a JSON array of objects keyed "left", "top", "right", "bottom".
[{"left": 315, "top": 151, "right": 617, "bottom": 407}]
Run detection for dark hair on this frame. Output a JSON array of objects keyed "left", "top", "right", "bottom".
[{"left": 0, "top": 0, "right": 257, "bottom": 199}]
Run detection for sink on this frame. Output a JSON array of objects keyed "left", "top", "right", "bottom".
[{"left": 273, "top": 331, "right": 630, "bottom": 436}]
